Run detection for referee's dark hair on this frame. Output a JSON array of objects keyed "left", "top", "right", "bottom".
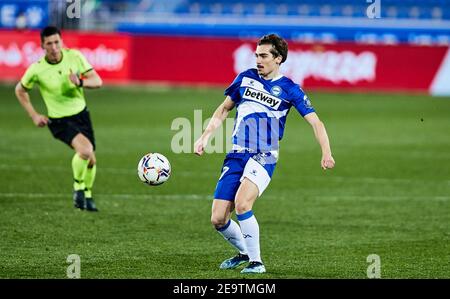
[
  {"left": 40, "top": 26, "right": 61, "bottom": 43},
  {"left": 257, "top": 34, "right": 288, "bottom": 64}
]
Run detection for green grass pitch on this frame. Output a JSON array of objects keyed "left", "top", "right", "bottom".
[{"left": 0, "top": 83, "right": 449, "bottom": 278}]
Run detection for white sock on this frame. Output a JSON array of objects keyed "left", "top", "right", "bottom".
[
  {"left": 237, "top": 210, "right": 262, "bottom": 263},
  {"left": 216, "top": 219, "right": 247, "bottom": 255}
]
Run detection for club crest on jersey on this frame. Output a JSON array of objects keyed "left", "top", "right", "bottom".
[
  {"left": 243, "top": 88, "right": 282, "bottom": 109},
  {"left": 270, "top": 86, "right": 282, "bottom": 96},
  {"left": 303, "top": 95, "right": 313, "bottom": 109}
]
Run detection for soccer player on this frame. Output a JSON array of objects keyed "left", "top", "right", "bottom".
[
  {"left": 194, "top": 34, "right": 335, "bottom": 273},
  {"left": 15, "top": 26, "right": 103, "bottom": 212}
]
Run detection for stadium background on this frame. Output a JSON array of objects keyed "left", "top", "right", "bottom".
[{"left": 0, "top": 0, "right": 449, "bottom": 279}]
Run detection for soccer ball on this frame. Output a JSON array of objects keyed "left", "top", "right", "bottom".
[{"left": 137, "top": 153, "right": 171, "bottom": 186}]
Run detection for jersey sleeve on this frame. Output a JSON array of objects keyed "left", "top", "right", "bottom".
[
  {"left": 20, "top": 63, "right": 37, "bottom": 90},
  {"left": 74, "top": 50, "right": 93, "bottom": 75},
  {"left": 290, "top": 85, "right": 315, "bottom": 117},
  {"left": 224, "top": 72, "right": 243, "bottom": 103}
]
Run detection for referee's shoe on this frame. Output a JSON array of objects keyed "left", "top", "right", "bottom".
[
  {"left": 73, "top": 190, "right": 85, "bottom": 210},
  {"left": 85, "top": 198, "right": 98, "bottom": 212}
]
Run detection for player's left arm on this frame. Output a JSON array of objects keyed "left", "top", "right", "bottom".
[
  {"left": 69, "top": 69, "right": 103, "bottom": 89},
  {"left": 304, "top": 112, "right": 335, "bottom": 170}
]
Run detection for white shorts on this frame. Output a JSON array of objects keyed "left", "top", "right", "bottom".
[{"left": 240, "top": 157, "right": 271, "bottom": 197}]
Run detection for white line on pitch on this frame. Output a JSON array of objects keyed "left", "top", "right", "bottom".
[
  {"left": 0, "top": 192, "right": 210, "bottom": 200},
  {"left": 0, "top": 193, "right": 448, "bottom": 201},
  {"left": 0, "top": 164, "right": 217, "bottom": 177}
]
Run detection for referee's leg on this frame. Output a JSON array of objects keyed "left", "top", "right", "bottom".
[
  {"left": 71, "top": 133, "right": 95, "bottom": 164},
  {"left": 70, "top": 133, "right": 98, "bottom": 211}
]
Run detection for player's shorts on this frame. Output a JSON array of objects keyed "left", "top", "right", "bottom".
[
  {"left": 213, "top": 151, "right": 278, "bottom": 201},
  {"left": 47, "top": 107, "right": 96, "bottom": 150}
]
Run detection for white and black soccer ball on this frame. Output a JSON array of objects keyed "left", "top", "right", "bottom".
[{"left": 137, "top": 153, "right": 171, "bottom": 186}]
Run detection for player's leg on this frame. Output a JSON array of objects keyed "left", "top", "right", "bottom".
[
  {"left": 234, "top": 178, "right": 265, "bottom": 273},
  {"left": 211, "top": 198, "right": 234, "bottom": 231},
  {"left": 71, "top": 133, "right": 96, "bottom": 211},
  {"left": 212, "top": 156, "right": 250, "bottom": 269},
  {"left": 235, "top": 154, "right": 275, "bottom": 274},
  {"left": 211, "top": 199, "right": 249, "bottom": 269}
]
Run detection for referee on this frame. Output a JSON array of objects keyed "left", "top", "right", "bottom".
[{"left": 15, "top": 26, "right": 103, "bottom": 212}]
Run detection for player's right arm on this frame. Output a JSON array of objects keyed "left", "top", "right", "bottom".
[
  {"left": 14, "top": 82, "right": 48, "bottom": 128},
  {"left": 194, "top": 96, "right": 235, "bottom": 156}
]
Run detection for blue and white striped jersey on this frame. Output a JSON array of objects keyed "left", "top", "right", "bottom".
[{"left": 225, "top": 68, "right": 315, "bottom": 153}]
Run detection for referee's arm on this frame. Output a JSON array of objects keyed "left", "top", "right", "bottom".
[
  {"left": 15, "top": 82, "right": 48, "bottom": 127},
  {"left": 69, "top": 69, "right": 103, "bottom": 89}
]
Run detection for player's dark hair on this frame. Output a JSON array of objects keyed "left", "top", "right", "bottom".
[
  {"left": 40, "top": 26, "right": 61, "bottom": 43},
  {"left": 257, "top": 34, "right": 288, "bottom": 64}
]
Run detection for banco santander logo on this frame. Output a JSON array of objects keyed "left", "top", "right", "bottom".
[{"left": 234, "top": 44, "right": 377, "bottom": 85}]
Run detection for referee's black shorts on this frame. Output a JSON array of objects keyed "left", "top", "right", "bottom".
[{"left": 48, "top": 107, "right": 96, "bottom": 150}]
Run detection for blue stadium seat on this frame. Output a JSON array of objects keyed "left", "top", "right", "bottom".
[{"left": 103, "top": 0, "right": 450, "bottom": 21}]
